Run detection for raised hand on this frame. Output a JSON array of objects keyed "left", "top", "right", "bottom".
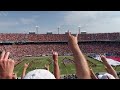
[
  {"left": 21, "top": 63, "right": 29, "bottom": 79},
  {"left": 90, "top": 68, "right": 98, "bottom": 79},
  {"left": 44, "top": 64, "right": 49, "bottom": 71},
  {"left": 24, "top": 63, "right": 29, "bottom": 69},
  {"left": 67, "top": 31, "right": 78, "bottom": 46},
  {"left": 0, "top": 51, "right": 15, "bottom": 79},
  {"left": 100, "top": 55, "right": 119, "bottom": 79},
  {"left": 52, "top": 50, "right": 60, "bottom": 79},
  {"left": 52, "top": 50, "right": 58, "bottom": 62}
]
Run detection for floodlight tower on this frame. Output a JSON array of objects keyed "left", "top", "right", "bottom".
[
  {"left": 58, "top": 27, "right": 60, "bottom": 34},
  {"left": 78, "top": 26, "right": 81, "bottom": 34},
  {"left": 36, "top": 26, "right": 39, "bottom": 34}
]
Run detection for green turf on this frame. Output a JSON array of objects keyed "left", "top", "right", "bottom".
[{"left": 14, "top": 56, "right": 120, "bottom": 77}]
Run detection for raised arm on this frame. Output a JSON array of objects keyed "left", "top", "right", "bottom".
[
  {"left": 0, "top": 51, "right": 15, "bottom": 79},
  {"left": 44, "top": 64, "right": 50, "bottom": 71},
  {"left": 90, "top": 68, "right": 98, "bottom": 79},
  {"left": 21, "top": 63, "right": 29, "bottom": 79},
  {"left": 67, "top": 32, "right": 91, "bottom": 79},
  {"left": 52, "top": 51, "right": 60, "bottom": 79},
  {"left": 100, "top": 55, "right": 119, "bottom": 79}
]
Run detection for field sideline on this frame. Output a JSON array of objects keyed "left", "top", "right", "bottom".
[{"left": 14, "top": 56, "right": 120, "bottom": 77}]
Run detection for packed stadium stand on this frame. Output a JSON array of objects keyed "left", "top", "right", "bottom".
[{"left": 0, "top": 32, "right": 120, "bottom": 60}]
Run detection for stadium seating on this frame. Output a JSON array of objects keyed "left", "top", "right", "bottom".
[{"left": 0, "top": 32, "right": 120, "bottom": 61}]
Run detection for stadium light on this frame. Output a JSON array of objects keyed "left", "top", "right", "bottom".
[
  {"left": 78, "top": 26, "right": 81, "bottom": 34},
  {"left": 58, "top": 27, "right": 60, "bottom": 34},
  {"left": 36, "top": 26, "right": 39, "bottom": 34}
]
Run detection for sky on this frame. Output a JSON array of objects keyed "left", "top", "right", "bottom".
[{"left": 0, "top": 11, "right": 120, "bottom": 34}]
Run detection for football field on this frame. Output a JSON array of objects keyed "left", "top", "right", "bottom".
[{"left": 14, "top": 56, "right": 120, "bottom": 77}]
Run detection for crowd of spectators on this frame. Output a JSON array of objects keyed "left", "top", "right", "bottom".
[
  {"left": 0, "top": 32, "right": 119, "bottom": 42},
  {"left": 0, "top": 41, "right": 119, "bottom": 60},
  {"left": 0, "top": 33, "right": 119, "bottom": 59},
  {"left": 0, "top": 44, "right": 71, "bottom": 58},
  {"left": 0, "top": 32, "right": 119, "bottom": 79},
  {"left": 80, "top": 42, "right": 120, "bottom": 55}
]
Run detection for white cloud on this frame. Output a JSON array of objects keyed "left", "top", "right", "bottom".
[
  {"left": 63, "top": 11, "right": 120, "bottom": 33},
  {"left": 64, "top": 11, "right": 100, "bottom": 25},
  {"left": 0, "top": 11, "right": 8, "bottom": 16},
  {"left": 0, "top": 21, "right": 19, "bottom": 27},
  {"left": 85, "top": 16, "right": 120, "bottom": 33},
  {"left": 19, "top": 17, "right": 36, "bottom": 24},
  {"left": 32, "top": 15, "right": 41, "bottom": 19}
]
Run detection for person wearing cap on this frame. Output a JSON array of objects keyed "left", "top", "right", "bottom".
[
  {"left": 23, "top": 69, "right": 56, "bottom": 79},
  {"left": 98, "top": 73, "right": 115, "bottom": 79}
]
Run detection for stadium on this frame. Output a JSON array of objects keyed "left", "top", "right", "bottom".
[
  {"left": 0, "top": 32, "right": 120, "bottom": 78},
  {"left": 0, "top": 11, "right": 120, "bottom": 79}
]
